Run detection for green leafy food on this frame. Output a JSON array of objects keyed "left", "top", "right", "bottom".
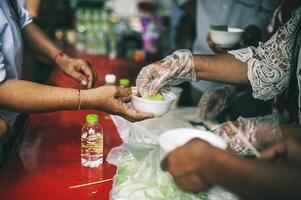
[
  {"left": 147, "top": 93, "right": 165, "bottom": 101},
  {"left": 210, "top": 25, "right": 228, "bottom": 32}
]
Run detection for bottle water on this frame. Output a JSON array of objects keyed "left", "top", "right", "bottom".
[
  {"left": 81, "top": 114, "right": 103, "bottom": 167},
  {"left": 105, "top": 74, "right": 116, "bottom": 86}
]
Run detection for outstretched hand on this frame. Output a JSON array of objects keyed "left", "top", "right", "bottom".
[{"left": 82, "top": 86, "right": 154, "bottom": 122}]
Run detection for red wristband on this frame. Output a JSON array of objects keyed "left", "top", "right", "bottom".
[{"left": 53, "top": 51, "right": 65, "bottom": 63}]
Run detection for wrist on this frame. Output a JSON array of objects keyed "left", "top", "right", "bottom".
[
  {"left": 172, "top": 49, "right": 196, "bottom": 81},
  {"left": 53, "top": 51, "right": 68, "bottom": 66},
  {"left": 80, "top": 89, "right": 92, "bottom": 109},
  {"left": 200, "top": 146, "right": 225, "bottom": 185},
  {"left": 80, "top": 88, "right": 104, "bottom": 110}
]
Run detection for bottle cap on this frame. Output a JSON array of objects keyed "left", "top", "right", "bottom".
[
  {"left": 86, "top": 114, "right": 99, "bottom": 124},
  {"left": 105, "top": 74, "right": 116, "bottom": 85},
  {"left": 119, "top": 79, "right": 130, "bottom": 87}
]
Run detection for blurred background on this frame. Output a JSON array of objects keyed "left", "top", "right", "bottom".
[{"left": 22, "top": 0, "right": 195, "bottom": 104}]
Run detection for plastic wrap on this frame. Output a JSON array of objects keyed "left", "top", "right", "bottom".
[
  {"left": 136, "top": 49, "right": 196, "bottom": 96},
  {"left": 214, "top": 113, "right": 284, "bottom": 156}
]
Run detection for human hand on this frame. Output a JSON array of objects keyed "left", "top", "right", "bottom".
[
  {"left": 261, "top": 135, "right": 301, "bottom": 165},
  {"left": 198, "top": 86, "right": 236, "bottom": 121},
  {"left": 207, "top": 34, "right": 228, "bottom": 53},
  {"left": 55, "top": 54, "right": 98, "bottom": 89},
  {"left": 214, "top": 115, "right": 283, "bottom": 156},
  {"left": 81, "top": 86, "right": 154, "bottom": 122},
  {"left": 161, "top": 138, "right": 213, "bottom": 193},
  {"left": 136, "top": 49, "right": 195, "bottom": 96}
]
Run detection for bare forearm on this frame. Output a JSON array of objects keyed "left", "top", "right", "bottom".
[
  {"left": 207, "top": 149, "right": 301, "bottom": 200},
  {"left": 26, "top": 0, "right": 41, "bottom": 18},
  {"left": 0, "top": 80, "right": 78, "bottom": 113},
  {"left": 193, "top": 54, "right": 250, "bottom": 85},
  {"left": 22, "top": 23, "right": 61, "bottom": 63}
]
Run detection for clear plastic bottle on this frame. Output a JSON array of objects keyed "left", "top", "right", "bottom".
[
  {"left": 104, "top": 74, "right": 116, "bottom": 120},
  {"left": 105, "top": 74, "right": 116, "bottom": 86},
  {"left": 81, "top": 114, "right": 103, "bottom": 167}
]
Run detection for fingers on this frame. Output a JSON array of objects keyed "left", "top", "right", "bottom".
[
  {"left": 87, "top": 60, "right": 98, "bottom": 88},
  {"left": 137, "top": 63, "right": 167, "bottom": 96},
  {"left": 78, "top": 60, "right": 95, "bottom": 89},
  {"left": 198, "top": 95, "right": 210, "bottom": 121},
  {"left": 207, "top": 101, "right": 222, "bottom": 119},
  {"left": 174, "top": 174, "right": 207, "bottom": 193},
  {"left": 122, "top": 105, "right": 154, "bottom": 121},
  {"left": 69, "top": 69, "right": 88, "bottom": 87},
  {"left": 114, "top": 87, "right": 133, "bottom": 102},
  {"left": 198, "top": 92, "right": 216, "bottom": 120},
  {"left": 115, "top": 86, "right": 132, "bottom": 98},
  {"left": 148, "top": 79, "right": 162, "bottom": 95},
  {"left": 136, "top": 67, "right": 152, "bottom": 96},
  {"left": 112, "top": 98, "right": 154, "bottom": 121},
  {"left": 161, "top": 154, "right": 207, "bottom": 193},
  {"left": 207, "top": 33, "right": 226, "bottom": 53}
]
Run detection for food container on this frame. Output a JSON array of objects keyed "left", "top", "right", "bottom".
[
  {"left": 159, "top": 128, "right": 227, "bottom": 154},
  {"left": 131, "top": 92, "right": 176, "bottom": 117},
  {"left": 210, "top": 27, "right": 244, "bottom": 48}
]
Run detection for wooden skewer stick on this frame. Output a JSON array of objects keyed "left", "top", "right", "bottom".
[
  {"left": 69, "top": 178, "right": 113, "bottom": 189},
  {"left": 227, "top": 121, "right": 261, "bottom": 158}
]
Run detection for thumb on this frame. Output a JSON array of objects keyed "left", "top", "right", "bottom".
[{"left": 160, "top": 156, "right": 169, "bottom": 171}]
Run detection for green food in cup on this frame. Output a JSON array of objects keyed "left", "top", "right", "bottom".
[
  {"left": 146, "top": 93, "right": 165, "bottom": 101},
  {"left": 210, "top": 25, "right": 228, "bottom": 32}
]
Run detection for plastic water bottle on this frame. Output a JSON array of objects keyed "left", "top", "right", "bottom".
[
  {"left": 105, "top": 74, "right": 116, "bottom": 86},
  {"left": 104, "top": 74, "right": 116, "bottom": 120},
  {"left": 81, "top": 114, "right": 103, "bottom": 167}
]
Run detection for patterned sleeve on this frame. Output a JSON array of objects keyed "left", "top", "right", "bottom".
[
  {"left": 17, "top": 1, "right": 32, "bottom": 28},
  {"left": 228, "top": 8, "right": 301, "bottom": 101}
]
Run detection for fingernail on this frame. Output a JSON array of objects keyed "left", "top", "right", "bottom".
[
  {"left": 81, "top": 80, "right": 87, "bottom": 86},
  {"left": 143, "top": 112, "right": 154, "bottom": 118}
]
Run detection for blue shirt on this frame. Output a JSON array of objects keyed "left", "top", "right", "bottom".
[
  {"left": 0, "top": 0, "right": 32, "bottom": 125},
  {"left": 192, "top": 0, "right": 279, "bottom": 92}
]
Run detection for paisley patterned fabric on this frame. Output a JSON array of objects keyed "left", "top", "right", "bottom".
[{"left": 229, "top": 7, "right": 301, "bottom": 101}]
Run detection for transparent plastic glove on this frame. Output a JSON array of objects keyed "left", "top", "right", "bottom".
[
  {"left": 136, "top": 49, "right": 196, "bottom": 96},
  {"left": 214, "top": 114, "right": 283, "bottom": 156},
  {"left": 198, "top": 86, "right": 236, "bottom": 121}
]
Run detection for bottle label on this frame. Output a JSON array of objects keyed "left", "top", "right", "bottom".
[{"left": 81, "top": 129, "right": 103, "bottom": 155}]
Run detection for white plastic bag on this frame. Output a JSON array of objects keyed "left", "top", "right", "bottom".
[
  {"left": 111, "top": 145, "right": 239, "bottom": 200},
  {"left": 108, "top": 109, "right": 239, "bottom": 200}
]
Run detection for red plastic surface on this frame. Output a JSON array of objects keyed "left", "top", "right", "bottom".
[{"left": 0, "top": 55, "right": 142, "bottom": 200}]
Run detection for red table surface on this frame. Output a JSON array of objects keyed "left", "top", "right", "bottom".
[{"left": 0, "top": 55, "right": 142, "bottom": 200}]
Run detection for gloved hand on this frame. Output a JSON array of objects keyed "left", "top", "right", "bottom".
[
  {"left": 214, "top": 115, "right": 283, "bottom": 156},
  {"left": 197, "top": 86, "right": 236, "bottom": 121},
  {"left": 136, "top": 49, "right": 195, "bottom": 96}
]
